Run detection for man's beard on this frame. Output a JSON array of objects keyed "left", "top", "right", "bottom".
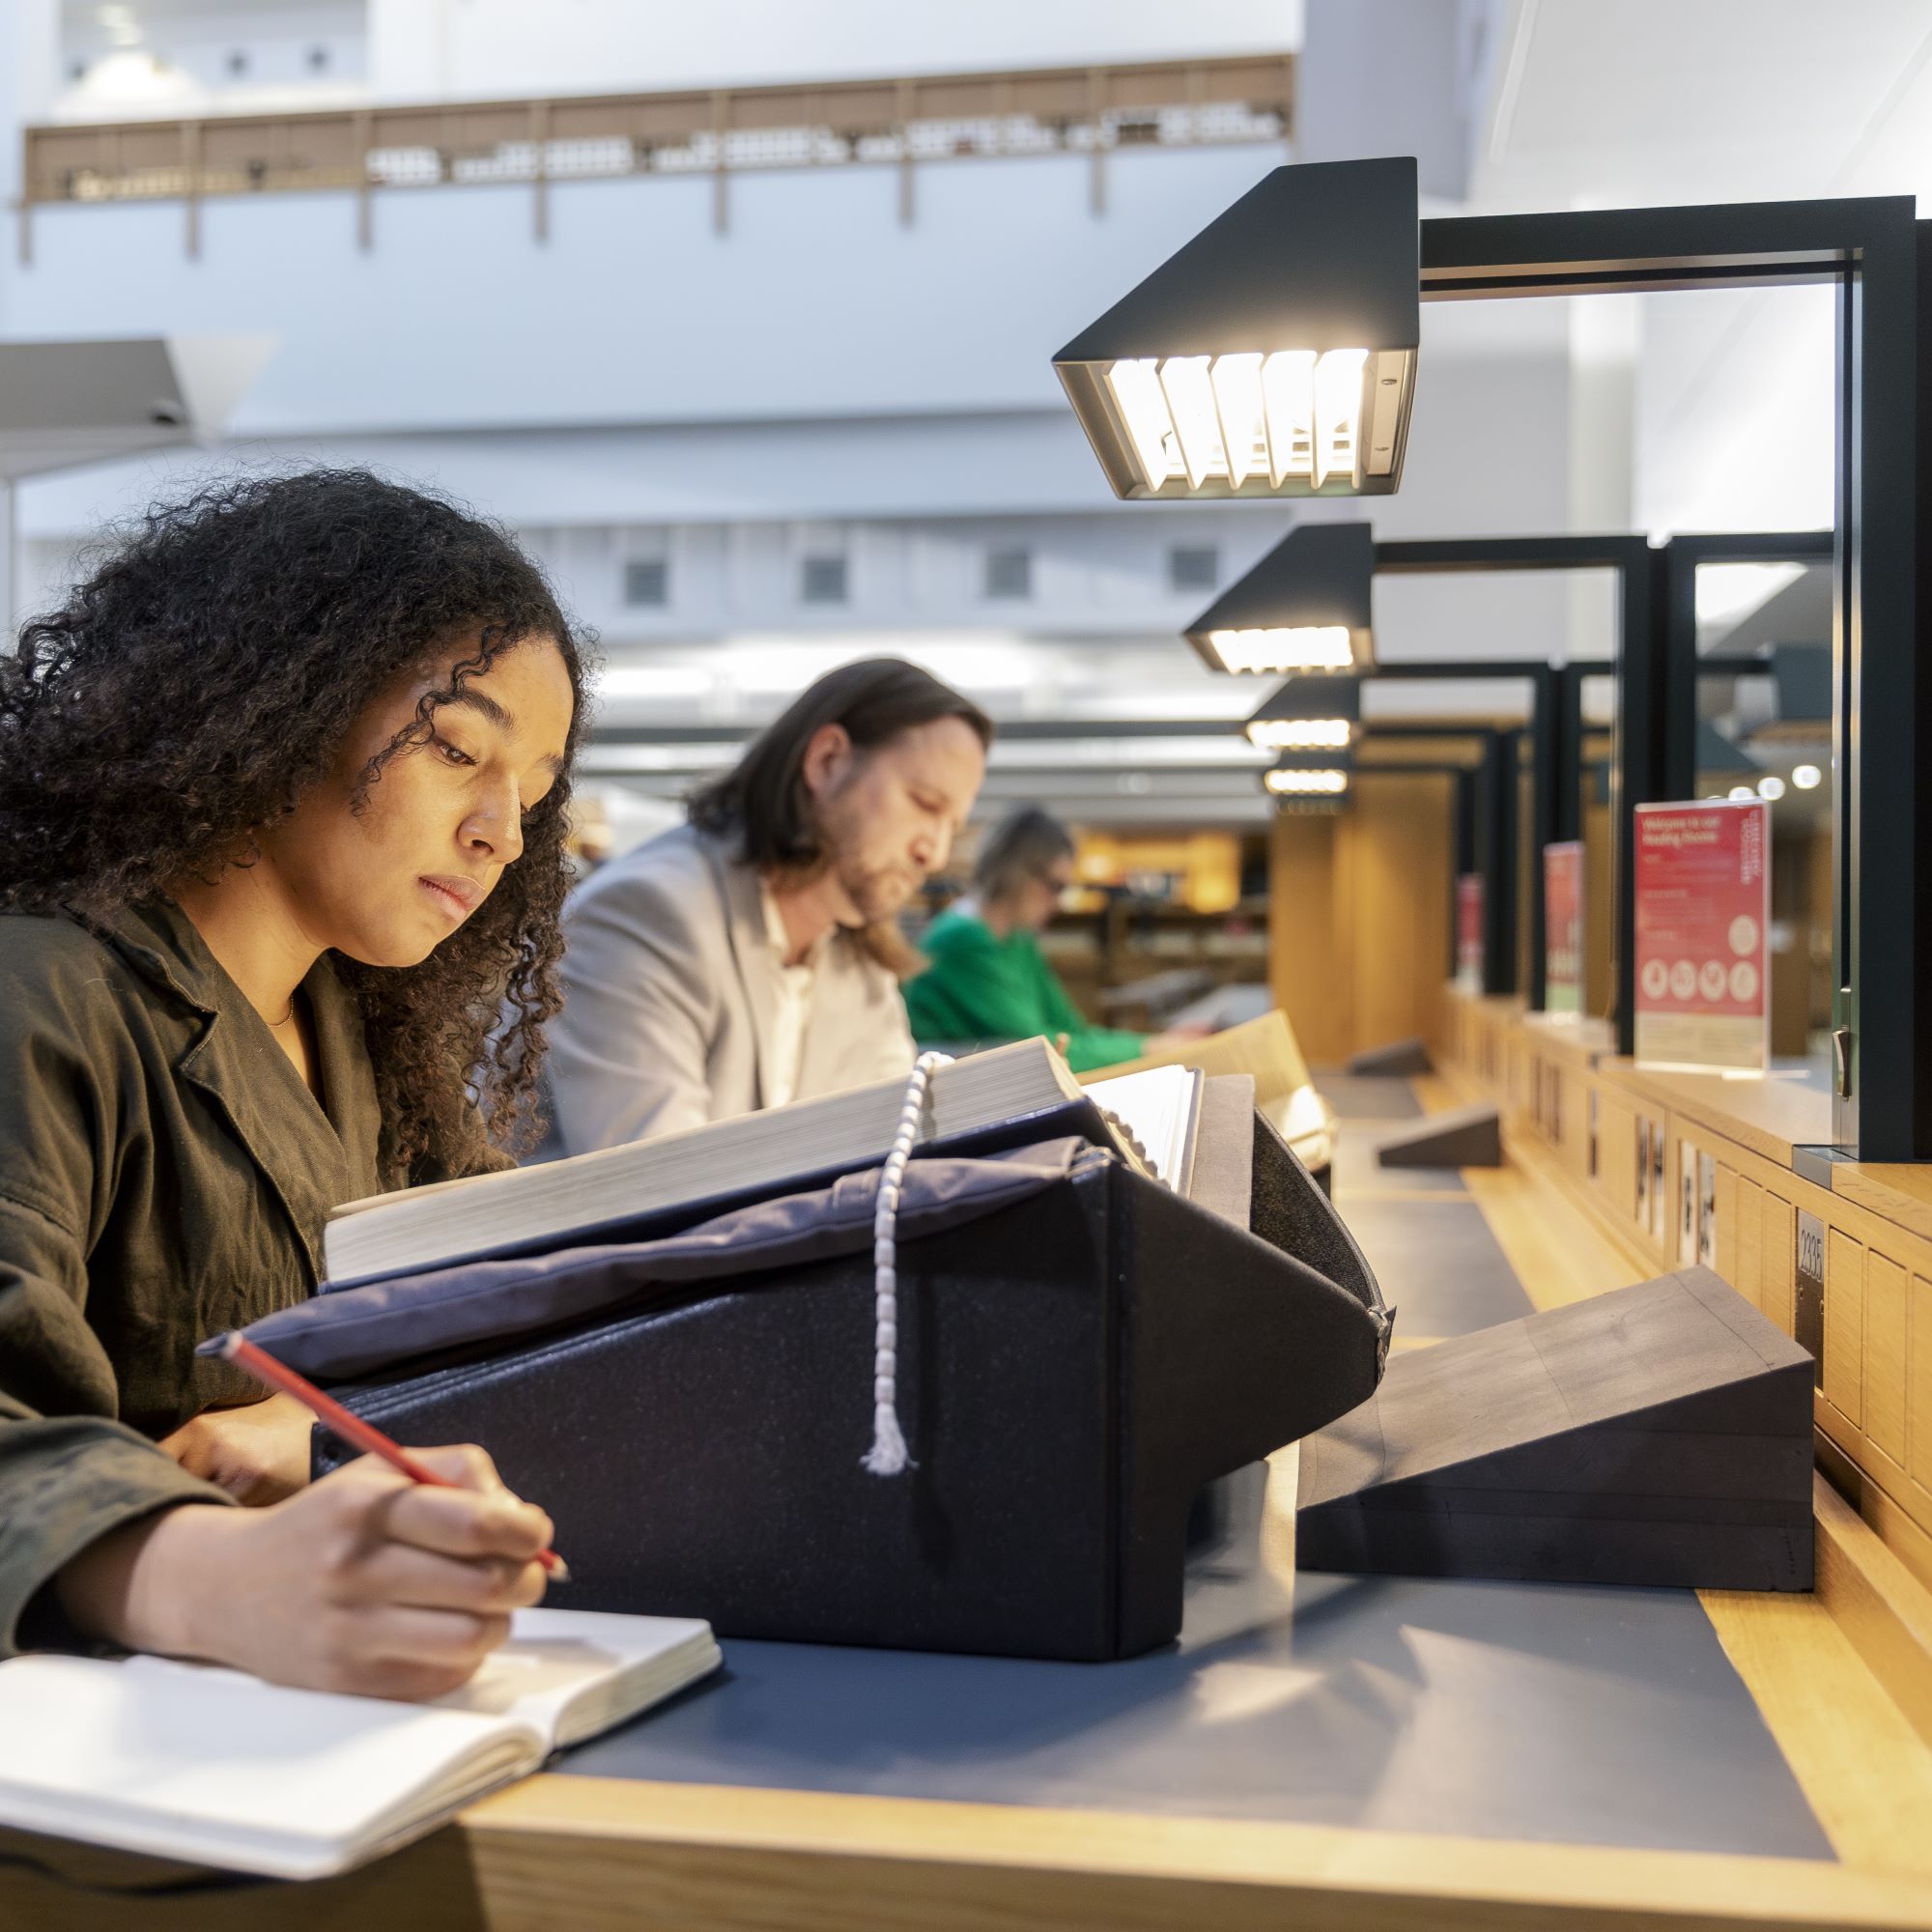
[{"left": 834, "top": 854, "right": 916, "bottom": 927}]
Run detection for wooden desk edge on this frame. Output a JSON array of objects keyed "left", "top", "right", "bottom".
[
  {"left": 1816, "top": 1472, "right": 1932, "bottom": 1749},
  {"left": 431, "top": 1776, "right": 1932, "bottom": 1931},
  {"left": 15, "top": 1782, "right": 1932, "bottom": 1932}
]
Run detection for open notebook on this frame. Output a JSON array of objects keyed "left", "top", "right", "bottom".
[
  {"left": 323, "top": 1037, "right": 1203, "bottom": 1286},
  {"left": 0, "top": 1608, "right": 720, "bottom": 1881}
]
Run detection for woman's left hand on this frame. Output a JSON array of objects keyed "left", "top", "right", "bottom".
[{"left": 158, "top": 1391, "right": 316, "bottom": 1505}]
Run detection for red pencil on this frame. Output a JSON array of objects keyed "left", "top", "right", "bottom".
[{"left": 205, "top": 1330, "right": 569, "bottom": 1581}]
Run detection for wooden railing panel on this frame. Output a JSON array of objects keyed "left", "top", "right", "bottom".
[{"left": 18, "top": 51, "right": 1293, "bottom": 234}]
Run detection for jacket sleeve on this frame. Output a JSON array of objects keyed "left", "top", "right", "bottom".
[
  {"left": 0, "top": 972, "right": 231, "bottom": 1659},
  {"left": 547, "top": 867, "right": 721, "bottom": 1152}
]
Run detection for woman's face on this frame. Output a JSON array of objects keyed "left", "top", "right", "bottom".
[
  {"left": 259, "top": 638, "right": 576, "bottom": 969},
  {"left": 1009, "top": 857, "right": 1074, "bottom": 934}
]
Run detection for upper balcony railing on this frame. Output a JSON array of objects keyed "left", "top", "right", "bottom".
[{"left": 17, "top": 53, "right": 1293, "bottom": 259}]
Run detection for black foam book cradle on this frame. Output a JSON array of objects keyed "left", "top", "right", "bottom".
[
  {"left": 1347, "top": 1037, "right": 1434, "bottom": 1077},
  {"left": 271, "top": 1112, "right": 1391, "bottom": 1662},
  {"left": 1376, "top": 1103, "right": 1503, "bottom": 1169},
  {"left": 1297, "top": 1266, "right": 1815, "bottom": 1591}
]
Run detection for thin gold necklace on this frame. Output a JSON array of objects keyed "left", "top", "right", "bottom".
[{"left": 269, "top": 998, "right": 297, "bottom": 1028}]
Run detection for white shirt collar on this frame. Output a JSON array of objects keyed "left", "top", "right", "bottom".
[{"left": 760, "top": 879, "right": 822, "bottom": 975}]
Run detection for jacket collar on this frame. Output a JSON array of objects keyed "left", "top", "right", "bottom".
[
  {"left": 89, "top": 900, "right": 384, "bottom": 1283},
  {"left": 696, "top": 831, "right": 781, "bottom": 1112}
]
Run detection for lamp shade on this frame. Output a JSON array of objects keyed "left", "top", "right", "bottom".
[
  {"left": 1243, "top": 675, "right": 1362, "bottom": 752},
  {"left": 1186, "top": 523, "right": 1375, "bottom": 674},
  {"left": 1053, "top": 157, "right": 1419, "bottom": 502}
]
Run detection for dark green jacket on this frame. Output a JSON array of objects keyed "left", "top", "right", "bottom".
[
  {"left": 0, "top": 901, "right": 391, "bottom": 1655},
  {"left": 903, "top": 907, "right": 1146, "bottom": 1075}
]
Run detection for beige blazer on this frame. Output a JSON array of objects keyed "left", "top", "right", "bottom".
[{"left": 547, "top": 823, "right": 916, "bottom": 1153}]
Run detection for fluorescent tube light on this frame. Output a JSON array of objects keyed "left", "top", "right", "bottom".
[
  {"left": 1246, "top": 717, "right": 1353, "bottom": 752},
  {"left": 1205, "top": 625, "right": 1355, "bottom": 674},
  {"left": 1265, "top": 767, "right": 1350, "bottom": 795}
]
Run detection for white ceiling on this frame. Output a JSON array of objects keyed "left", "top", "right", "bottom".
[{"left": 1474, "top": 0, "right": 1932, "bottom": 212}]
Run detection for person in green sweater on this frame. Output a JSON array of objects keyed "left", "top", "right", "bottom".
[{"left": 906, "top": 807, "right": 1200, "bottom": 1073}]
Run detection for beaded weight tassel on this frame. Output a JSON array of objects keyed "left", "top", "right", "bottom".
[{"left": 862, "top": 1050, "right": 952, "bottom": 1476}]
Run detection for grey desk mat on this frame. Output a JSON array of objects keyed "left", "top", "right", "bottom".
[
  {"left": 1338, "top": 1196, "right": 1534, "bottom": 1339},
  {"left": 565, "top": 1460, "right": 1830, "bottom": 1861},
  {"left": 1318, "top": 1072, "right": 1425, "bottom": 1122}
]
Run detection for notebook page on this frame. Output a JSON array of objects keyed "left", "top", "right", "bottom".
[
  {"left": 430, "top": 1608, "right": 721, "bottom": 1748},
  {"left": 0, "top": 1653, "right": 536, "bottom": 1880}
]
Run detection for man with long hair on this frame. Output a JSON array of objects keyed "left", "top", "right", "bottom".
[{"left": 548, "top": 658, "right": 991, "bottom": 1151}]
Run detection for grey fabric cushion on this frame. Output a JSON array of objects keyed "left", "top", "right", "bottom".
[{"left": 232, "top": 1139, "right": 1096, "bottom": 1383}]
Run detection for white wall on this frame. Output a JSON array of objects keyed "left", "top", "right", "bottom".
[
  {"left": 6, "top": 145, "right": 1290, "bottom": 430},
  {"left": 367, "top": 0, "right": 1301, "bottom": 100}
]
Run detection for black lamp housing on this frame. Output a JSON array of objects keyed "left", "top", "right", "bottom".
[
  {"left": 1185, "top": 522, "right": 1376, "bottom": 674},
  {"left": 1053, "top": 157, "right": 1420, "bottom": 502},
  {"left": 1244, "top": 675, "right": 1363, "bottom": 753}
]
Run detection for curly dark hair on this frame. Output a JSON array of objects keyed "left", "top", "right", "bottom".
[{"left": 0, "top": 468, "right": 593, "bottom": 1182}]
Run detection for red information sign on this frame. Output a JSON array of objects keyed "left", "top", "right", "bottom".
[
  {"left": 1543, "top": 841, "right": 1583, "bottom": 1015},
  {"left": 1634, "top": 801, "right": 1770, "bottom": 1073},
  {"left": 1456, "top": 874, "right": 1484, "bottom": 993}
]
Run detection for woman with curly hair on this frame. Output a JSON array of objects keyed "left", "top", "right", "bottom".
[{"left": 0, "top": 469, "right": 585, "bottom": 1698}]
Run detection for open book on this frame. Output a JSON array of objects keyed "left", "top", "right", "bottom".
[
  {"left": 1080, "top": 1010, "right": 1335, "bottom": 1171},
  {"left": 0, "top": 1608, "right": 719, "bottom": 1881},
  {"left": 325, "top": 1037, "right": 1201, "bottom": 1286}
]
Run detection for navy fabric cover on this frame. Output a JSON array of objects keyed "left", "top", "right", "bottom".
[{"left": 237, "top": 1139, "right": 1094, "bottom": 1383}]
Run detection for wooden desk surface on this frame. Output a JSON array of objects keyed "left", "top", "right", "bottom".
[
  {"left": 7, "top": 1076, "right": 1932, "bottom": 1931},
  {"left": 1596, "top": 1057, "right": 1835, "bottom": 1168},
  {"left": 1831, "top": 1162, "right": 1932, "bottom": 1245},
  {"left": 1520, "top": 1011, "right": 1619, "bottom": 1071}
]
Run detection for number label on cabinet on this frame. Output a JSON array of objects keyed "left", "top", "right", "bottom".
[{"left": 1795, "top": 1209, "right": 1825, "bottom": 1387}]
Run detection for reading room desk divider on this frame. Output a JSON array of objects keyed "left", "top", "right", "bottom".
[{"left": 238, "top": 1110, "right": 1392, "bottom": 1662}]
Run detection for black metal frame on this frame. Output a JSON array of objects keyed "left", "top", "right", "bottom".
[
  {"left": 1375, "top": 534, "right": 1656, "bottom": 1020},
  {"left": 1417, "top": 196, "right": 1925, "bottom": 1157},
  {"left": 1660, "top": 532, "right": 1834, "bottom": 799}
]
